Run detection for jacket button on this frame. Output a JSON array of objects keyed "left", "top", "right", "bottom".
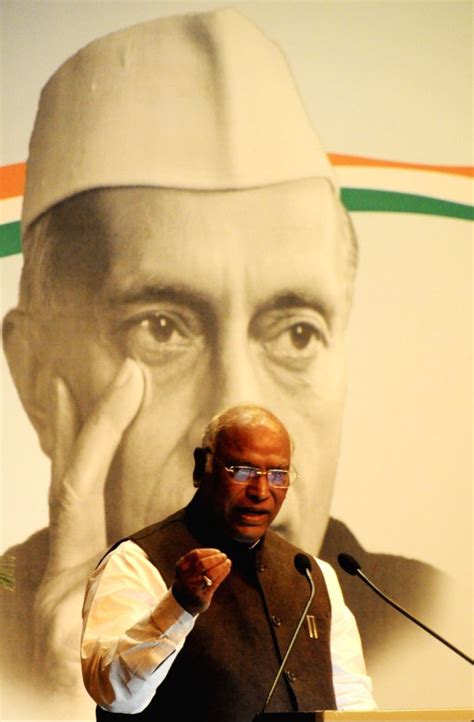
[
  {"left": 271, "top": 615, "right": 282, "bottom": 627},
  {"left": 285, "top": 670, "right": 297, "bottom": 683}
]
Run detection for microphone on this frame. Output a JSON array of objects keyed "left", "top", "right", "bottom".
[
  {"left": 337, "top": 552, "right": 361, "bottom": 576},
  {"left": 294, "top": 552, "right": 312, "bottom": 576},
  {"left": 337, "top": 553, "right": 473, "bottom": 665},
  {"left": 260, "top": 554, "right": 316, "bottom": 715}
]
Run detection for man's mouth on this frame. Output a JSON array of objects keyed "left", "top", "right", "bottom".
[{"left": 235, "top": 507, "right": 270, "bottom": 523}]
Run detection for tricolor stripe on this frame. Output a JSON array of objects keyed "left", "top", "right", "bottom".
[
  {"left": 341, "top": 189, "right": 473, "bottom": 221},
  {"left": 0, "top": 163, "right": 26, "bottom": 200},
  {"left": 1, "top": 157, "right": 472, "bottom": 258},
  {"left": 329, "top": 154, "right": 473, "bottom": 179}
]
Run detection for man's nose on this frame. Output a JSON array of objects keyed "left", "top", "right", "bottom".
[{"left": 246, "top": 473, "right": 270, "bottom": 501}]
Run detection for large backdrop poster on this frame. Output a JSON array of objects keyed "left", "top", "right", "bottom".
[{"left": 1, "top": 1, "right": 472, "bottom": 718}]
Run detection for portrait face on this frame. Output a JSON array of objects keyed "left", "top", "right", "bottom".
[
  {"left": 203, "top": 421, "right": 290, "bottom": 543},
  {"left": 34, "top": 177, "right": 349, "bottom": 552}
]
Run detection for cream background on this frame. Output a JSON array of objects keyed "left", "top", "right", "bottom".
[{"left": 1, "top": 0, "right": 472, "bottom": 712}]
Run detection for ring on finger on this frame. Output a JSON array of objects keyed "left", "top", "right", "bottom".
[{"left": 201, "top": 574, "right": 213, "bottom": 588}]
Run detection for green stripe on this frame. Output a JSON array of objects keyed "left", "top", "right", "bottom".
[
  {"left": 341, "top": 188, "right": 474, "bottom": 220},
  {"left": 0, "top": 221, "right": 22, "bottom": 257},
  {"left": 1, "top": 189, "right": 472, "bottom": 258}
]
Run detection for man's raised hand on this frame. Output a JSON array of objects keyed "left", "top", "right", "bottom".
[{"left": 173, "top": 548, "right": 232, "bottom": 615}]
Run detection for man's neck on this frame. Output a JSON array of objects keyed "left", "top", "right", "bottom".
[{"left": 185, "top": 493, "right": 263, "bottom": 562}]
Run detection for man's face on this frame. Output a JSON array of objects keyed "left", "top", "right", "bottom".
[
  {"left": 36, "top": 178, "right": 349, "bottom": 552},
  {"left": 203, "top": 421, "right": 290, "bottom": 544}
]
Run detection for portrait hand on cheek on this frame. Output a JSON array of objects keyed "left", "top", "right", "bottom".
[{"left": 0, "top": 337, "right": 146, "bottom": 707}]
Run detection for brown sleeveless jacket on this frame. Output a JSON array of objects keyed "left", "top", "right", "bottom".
[{"left": 96, "top": 500, "right": 336, "bottom": 721}]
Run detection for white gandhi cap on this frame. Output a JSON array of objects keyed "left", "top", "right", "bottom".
[{"left": 22, "top": 8, "right": 338, "bottom": 234}]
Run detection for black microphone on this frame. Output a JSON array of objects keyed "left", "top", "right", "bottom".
[
  {"left": 337, "top": 552, "right": 473, "bottom": 665},
  {"left": 337, "top": 552, "right": 361, "bottom": 576},
  {"left": 259, "top": 554, "right": 316, "bottom": 715},
  {"left": 294, "top": 552, "right": 312, "bottom": 576}
]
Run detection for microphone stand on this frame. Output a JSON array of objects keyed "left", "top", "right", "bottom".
[
  {"left": 354, "top": 567, "right": 473, "bottom": 665},
  {"left": 254, "top": 563, "right": 317, "bottom": 721}
]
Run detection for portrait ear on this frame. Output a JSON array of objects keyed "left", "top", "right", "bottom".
[
  {"left": 193, "top": 447, "right": 211, "bottom": 486},
  {"left": 2, "top": 309, "right": 56, "bottom": 457}
]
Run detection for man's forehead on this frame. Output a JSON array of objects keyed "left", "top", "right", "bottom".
[{"left": 216, "top": 421, "right": 291, "bottom": 457}]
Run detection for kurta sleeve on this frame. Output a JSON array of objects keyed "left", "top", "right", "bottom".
[{"left": 81, "top": 540, "right": 195, "bottom": 714}]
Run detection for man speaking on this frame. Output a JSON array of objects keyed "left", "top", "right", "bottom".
[{"left": 81, "top": 403, "right": 375, "bottom": 718}]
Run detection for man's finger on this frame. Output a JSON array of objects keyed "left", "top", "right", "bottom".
[
  {"left": 199, "top": 558, "right": 232, "bottom": 589},
  {"left": 197, "top": 553, "right": 230, "bottom": 575},
  {"left": 180, "top": 558, "right": 231, "bottom": 590},
  {"left": 183, "top": 548, "right": 224, "bottom": 559},
  {"left": 173, "top": 557, "right": 232, "bottom": 615},
  {"left": 176, "top": 549, "right": 227, "bottom": 574}
]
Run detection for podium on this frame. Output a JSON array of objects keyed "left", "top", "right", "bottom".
[{"left": 253, "top": 710, "right": 473, "bottom": 722}]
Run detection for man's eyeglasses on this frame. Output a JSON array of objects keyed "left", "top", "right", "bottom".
[{"left": 222, "top": 464, "right": 297, "bottom": 488}]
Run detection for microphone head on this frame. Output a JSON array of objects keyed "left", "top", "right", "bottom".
[
  {"left": 337, "top": 553, "right": 361, "bottom": 576},
  {"left": 294, "top": 553, "right": 312, "bottom": 576}
]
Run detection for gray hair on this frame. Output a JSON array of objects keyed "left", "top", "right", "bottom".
[
  {"left": 201, "top": 403, "right": 290, "bottom": 456},
  {"left": 18, "top": 191, "right": 111, "bottom": 313}
]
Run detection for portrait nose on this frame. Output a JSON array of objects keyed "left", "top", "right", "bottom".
[
  {"left": 185, "top": 322, "right": 266, "bottom": 447},
  {"left": 212, "top": 330, "right": 264, "bottom": 411}
]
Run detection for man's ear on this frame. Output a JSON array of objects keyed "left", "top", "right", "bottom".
[
  {"left": 2, "top": 309, "right": 56, "bottom": 458},
  {"left": 193, "top": 447, "right": 211, "bottom": 487}
]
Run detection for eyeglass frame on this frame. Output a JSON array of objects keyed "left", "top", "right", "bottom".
[{"left": 214, "top": 457, "right": 297, "bottom": 488}]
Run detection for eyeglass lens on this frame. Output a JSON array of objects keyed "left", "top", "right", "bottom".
[{"left": 230, "top": 466, "right": 289, "bottom": 487}]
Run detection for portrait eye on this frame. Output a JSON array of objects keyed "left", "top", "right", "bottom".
[
  {"left": 287, "top": 323, "right": 317, "bottom": 350},
  {"left": 142, "top": 315, "right": 181, "bottom": 343},
  {"left": 261, "top": 318, "right": 327, "bottom": 372},
  {"left": 115, "top": 311, "right": 204, "bottom": 368}
]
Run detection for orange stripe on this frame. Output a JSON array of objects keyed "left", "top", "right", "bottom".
[
  {"left": 0, "top": 157, "right": 472, "bottom": 200},
  {"left": 0, "top": 163, "right": 27, "bottom": 200},
  {"left": 328, "top": 154, "right": 473, "bottom": 178}
]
